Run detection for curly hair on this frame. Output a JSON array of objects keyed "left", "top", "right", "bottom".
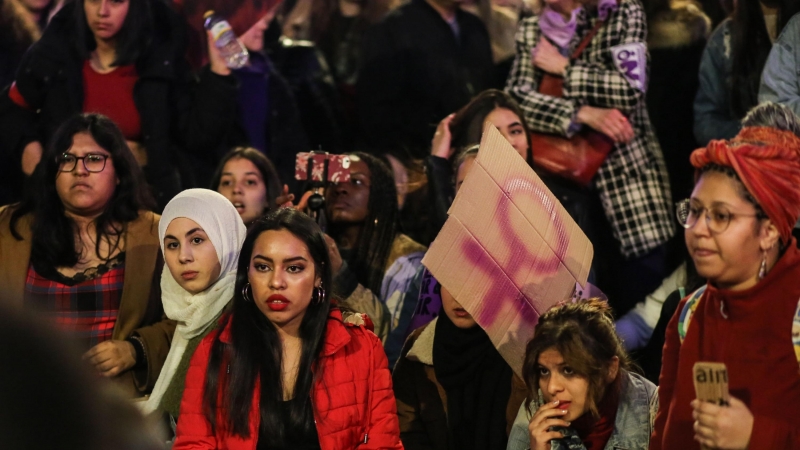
[{"left": 522, "top": 298, "right": 631, "bottom": 418}]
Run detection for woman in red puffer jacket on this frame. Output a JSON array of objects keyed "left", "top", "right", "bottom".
[{"left": 173, "top": 208, "right": 403, "bottom": 450}]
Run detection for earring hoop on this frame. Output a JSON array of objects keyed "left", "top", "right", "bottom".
[
  {"left": 314, "top": 286, "right": 326, "bottom": 305},
  {"left": 242, "top": 283, "right": 253, "bottom": 302}
]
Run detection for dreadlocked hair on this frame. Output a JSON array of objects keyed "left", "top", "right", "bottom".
[{"left": 349, "top": 152, "right": 399, "bottom": 296}]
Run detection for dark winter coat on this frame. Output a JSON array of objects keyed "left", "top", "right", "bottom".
[
  {"left": 357, "top": 0, "right": 495, "bottom": 158},
  {"left": 647, "top": 1, "right": 711, "bottom": 202},
  {"left": 0, "top": 0, "right": 238, "bottom": 210},
  {"left": 393, "top": 319, "right": 528, "bottom": 449},
  {"left": 209, "top": 52, "right": 309, "bottom": 193}
]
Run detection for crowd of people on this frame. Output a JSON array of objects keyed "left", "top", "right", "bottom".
[{"left": 2, "top": 0, "right": 800, "bottom": 447}]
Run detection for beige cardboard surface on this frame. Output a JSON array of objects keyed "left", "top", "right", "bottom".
[{"left": 422, "top": 124, "right": 594, "bottom": 377}]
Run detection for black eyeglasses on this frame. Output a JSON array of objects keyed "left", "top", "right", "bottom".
[
  {"left": 56, "top": 153, "right": 110, "bottom": 173},
  {"left": 675, "top": 198, "right": 761, "bottom": 234}
]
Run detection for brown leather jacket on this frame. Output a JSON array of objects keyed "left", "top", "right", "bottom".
[{"left": 0, "top": 206, "right": 175, "bottom": 397}]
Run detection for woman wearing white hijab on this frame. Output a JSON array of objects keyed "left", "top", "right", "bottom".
[{"left": 140, "top": 189, "right": 247, "bottom": 421}]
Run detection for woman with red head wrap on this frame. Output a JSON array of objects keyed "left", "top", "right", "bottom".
[{"left": 651, "top": 127, "right": 800, "bottom": 450}]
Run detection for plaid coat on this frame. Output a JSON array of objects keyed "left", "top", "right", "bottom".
[{"left": 506, "top": 0, "right": 674, "bottom": 259}]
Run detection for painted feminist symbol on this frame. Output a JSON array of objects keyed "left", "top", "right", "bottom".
[
  {"left": 611, "top": 42, "right": 647, "bottom": 92},
  {"left": 616, "top": 50, "right": 640, "bottom": 81},
  {"left": 459, "top": 175, "right": 571, "bottom": 327}
]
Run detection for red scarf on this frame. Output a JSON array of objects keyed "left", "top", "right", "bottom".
[{"left": 572, "top": 377, "right": 620, "bottom": 449}]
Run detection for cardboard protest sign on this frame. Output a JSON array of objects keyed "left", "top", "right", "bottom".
[
  {"left": 693, "top": 362, "right": 730, "bottom": 406},
  {"left": 422, "top": 124, "right": 594, "bottom": 377},
  {"left": 693, "top": 362, "right": 730, "bottom": 450}
]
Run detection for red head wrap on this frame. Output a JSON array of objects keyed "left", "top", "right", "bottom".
[{"left": 690, "top": 127, "right": 800, "bottom": 244}]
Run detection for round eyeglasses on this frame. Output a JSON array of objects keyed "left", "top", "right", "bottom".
[
  {"left": 56, "top": 153, "right": 110, "bottom": 173},
  {"left": 675, "top": 198, "right": 762, "bottom": 234}
]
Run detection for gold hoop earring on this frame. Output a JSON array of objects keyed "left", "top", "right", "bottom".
[{"left": 242, "top": 283, "right": 253, "bottom": 302}]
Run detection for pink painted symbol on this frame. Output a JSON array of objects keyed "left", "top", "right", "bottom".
[{"left": 459, "top": 175, "right": 570, "bottom": 327}]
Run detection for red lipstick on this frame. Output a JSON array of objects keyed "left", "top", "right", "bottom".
[{"left": 266, "top": 294, "right": 289, "bottom": 311}]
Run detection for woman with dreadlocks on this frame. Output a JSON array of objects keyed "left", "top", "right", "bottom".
[{"left": 326, "top": 152, "right": 427, "bottom": 344}]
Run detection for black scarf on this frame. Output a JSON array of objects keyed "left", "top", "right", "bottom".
[{"left": 433, "top": 312, "right": 513, "bottom": 450}]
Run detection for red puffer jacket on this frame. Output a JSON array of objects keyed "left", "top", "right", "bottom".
[{"left": 173, "top": 309, "right": 403, "bottom": 449}]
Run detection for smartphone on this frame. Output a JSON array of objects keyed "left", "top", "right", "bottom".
[{"left": 295, "top": 152, "right": 352, "bottom": 183}]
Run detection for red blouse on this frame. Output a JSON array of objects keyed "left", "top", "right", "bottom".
[{"left": 82, "top": 60, "right": 141, "bottom": 141}]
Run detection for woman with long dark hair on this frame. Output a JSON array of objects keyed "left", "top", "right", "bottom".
[
  {"left": 0, "top": 112, "right": 174, "bottom": 397},
  {"left": 326, "top": 152, "right": 426, "bottom": 342},
  {"left": 693, "top": 0, "right": 800, "bottom": 146},
  {"left": 173, "top": 208, "right": 402, "bottom": 449},
  {"left": 0, "top": 0, "right": 238, "bottom": 209},
  {"left": 428, "top": 89, "right": 540, "bottom": 236},
  {"left": 212, "top": 147, "right": 283, "bottom": 226}
]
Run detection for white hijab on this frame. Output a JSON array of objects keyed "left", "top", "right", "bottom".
[{"left": 140, "top": 189, "right": 247, "bottom": 414}]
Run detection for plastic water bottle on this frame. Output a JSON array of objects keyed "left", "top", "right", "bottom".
[{"left": 203, "top": 11, "right": 249, "bottom": 69}]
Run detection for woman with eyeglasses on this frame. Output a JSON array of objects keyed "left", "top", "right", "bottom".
[
  {"left": 0, "top": 113, "right": 175, "bottom": 398},
  {"left": 651, "top": 126, "right": 800, "bottom": 449}
]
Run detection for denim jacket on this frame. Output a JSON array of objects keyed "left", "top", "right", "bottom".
[
  {"left": 506, "top": 371, "right": 658, "bottom": 450},
  {"left": 759, "top": 13, "right": 800, "bottom": 117},
  {"left": 693, "top": 19, "right": 741, "bottom": 146}
]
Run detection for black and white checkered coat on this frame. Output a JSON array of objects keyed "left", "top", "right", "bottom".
[{"left": 505, "top": 0, "right": 674, "bottom": 259}]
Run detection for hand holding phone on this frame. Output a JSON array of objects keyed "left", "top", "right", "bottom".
[{"left": 295, "top": 152, "right": 351, "bottom": 183}]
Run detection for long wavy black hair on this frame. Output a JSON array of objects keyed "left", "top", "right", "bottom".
[
  {"left": 203, "top": 208, "right": 334, "bottom": 444},
  {"left": 328, "top": 152, "right": 399, "bottom": 296},
  {"left": 10, "top": 113, "right": 154, "bottom": 268},
  {"left": 729, "top": 0, "right": 800, "bottom": 117}
]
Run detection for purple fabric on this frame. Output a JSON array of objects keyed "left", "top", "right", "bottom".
[
  {"left": 597, "top": 0, "right": 619, "bottom": 20},
  {"left": 538, "top": 7, "right": 580, "bottom": 50},
  {"left": 408, "top": 268, "right": 442, "bottom": 332},
  {"left": 571, "top": 281, "right": 608, "bottom": 302},
  {"left": 233, "top": 52, "right": 270, "bottom": 153}
]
